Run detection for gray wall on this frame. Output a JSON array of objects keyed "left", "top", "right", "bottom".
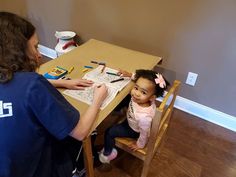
[{"left": 1, "top": 0, "right": 235, "bottom": 117}]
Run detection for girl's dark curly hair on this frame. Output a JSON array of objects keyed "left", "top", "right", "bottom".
[
  {"left": 0, "top": 12, "right": 38, "bottom": 83},
  {"left": 134, "top": 69, "right": 169, "bottom": 97}
]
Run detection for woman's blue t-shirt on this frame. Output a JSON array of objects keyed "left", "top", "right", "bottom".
[{"left": 0, "top": 72, "right": 79, "bottom": 177}]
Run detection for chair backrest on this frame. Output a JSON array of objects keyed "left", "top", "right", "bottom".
[{"left": 115, "top": 80, "right": 181, "bottom": 177}]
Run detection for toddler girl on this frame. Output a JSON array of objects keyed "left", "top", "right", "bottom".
[{"left": 99, "top": 69, "right": 168, "bottom": 163}]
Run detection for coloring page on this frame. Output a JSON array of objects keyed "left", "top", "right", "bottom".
[{"left": 63, "top": 66, "right": 131, "bottom": 109}]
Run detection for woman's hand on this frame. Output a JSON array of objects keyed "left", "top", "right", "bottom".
[
  {"left": 64, "top": 78, "right": 94, "bottom": 90},
  {"left": 49, "top": 78, "right": 93, "bottom": 90},
  {"left": 92, "top": 84, "right": 108, "bottom": 107},
  {"left": 70, "top": 83, "right": 108, "bottom": 140}
]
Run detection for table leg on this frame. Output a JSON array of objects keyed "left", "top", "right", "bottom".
[{"left": 83, "top": 136, "right": 94, "bottom": 177}]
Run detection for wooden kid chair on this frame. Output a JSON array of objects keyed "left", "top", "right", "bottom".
[{"left": 115, "top": 80, "right": 181, "bottom": 177}]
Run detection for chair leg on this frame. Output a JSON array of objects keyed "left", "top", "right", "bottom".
[
  {"left": 141, "top": 155, "right": 153, "bottom": 177},
  {"left": 141, "top": 167, "right": 149, "bottom": 177}
]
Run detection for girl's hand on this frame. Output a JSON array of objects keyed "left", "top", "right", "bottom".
[
  {"left": 117, "top": 69, "right": 132, "bottom": 78},
  {"left": 64, "top": 78, "right": 94, "bottom": 90},
  {"left": 128, "top": 142, "right": 140, "bottom": 151}
]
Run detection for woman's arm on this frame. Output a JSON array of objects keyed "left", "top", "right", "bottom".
[
  {"left": 48, "top": 78, "right": 93, "bottom": 90},
  {"left": 69, "top": 84, "right": 108, "bottom": 140}
]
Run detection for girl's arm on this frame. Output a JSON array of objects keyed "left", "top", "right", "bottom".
[
  {"left": 117, "top": 69, "right": 133, "bottom": 78},
  {"left": 130, "top": 116, "right": 152, "bottom": 150}
]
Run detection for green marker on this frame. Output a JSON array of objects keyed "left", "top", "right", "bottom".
[{"left": 106, "top": 72, "right": 118, "bottom": 76}]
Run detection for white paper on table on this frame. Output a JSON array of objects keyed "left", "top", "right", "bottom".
[{"left": 63, "top": 66, "right": 131, "bottom": 110}]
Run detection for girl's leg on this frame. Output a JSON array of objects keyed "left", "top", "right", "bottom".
[{"left": 103, "top": 119, "right": 139, "bottom": 155}]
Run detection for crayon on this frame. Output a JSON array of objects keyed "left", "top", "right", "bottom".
[
  {"left": 91, "top": 60, "right": 98, "bottom": 64},
  {"left": 106, "top": 72, "right": 118, "bottom": 76},
  {"left": 110, "top": 78, "right": 124, "bottom": 83},
  {"left": 68, "top": 66, "right": 74, "bottom": 74},
  {"left": 60, "top": 76, "right": 66, "bottom": 79},
  {"left": 91, "top": 60, "right": 106, "bottom": 65},
  {"left": 84, "top": 65, "right": 93, "bottom": 69},
  {"left": 60, "top": 76, "right": 71, "bottom": 80},
  {"left": 101, "top": 64, "right": 106, "bottom": 73},
  {"left": 98, "top": 62, "right": 106, "bottom": 65},
  {"left": 82, "top": 68, "right": 89, "bottom": 73}
]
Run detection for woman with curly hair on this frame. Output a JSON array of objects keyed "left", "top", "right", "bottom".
[{"left": 0, "top": 11, "right": 107, "bottom": 177}]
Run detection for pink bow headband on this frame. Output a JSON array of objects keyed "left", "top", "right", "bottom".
[{"left": 155, "top": 73, "right": 166, "bottom": 88}]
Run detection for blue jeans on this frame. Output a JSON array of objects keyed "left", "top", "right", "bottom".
[{"left": 103, "top": 119, "right": 139, "bottom": 155}]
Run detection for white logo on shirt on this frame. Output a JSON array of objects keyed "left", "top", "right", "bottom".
[{"left": 0, "top": 101, "right": 13, "bottom": 118}]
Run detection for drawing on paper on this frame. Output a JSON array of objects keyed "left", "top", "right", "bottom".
[{"left": 63, "top": 65, "right": 131, "bottom": 109}]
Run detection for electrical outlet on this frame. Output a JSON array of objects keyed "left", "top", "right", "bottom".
[{"left": 186, "top": 72, "right": 198, "bottom": 86}]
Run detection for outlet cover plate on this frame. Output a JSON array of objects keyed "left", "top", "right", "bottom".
[{"left": 186, "top": 72, "right": 198, "bottom": 86}]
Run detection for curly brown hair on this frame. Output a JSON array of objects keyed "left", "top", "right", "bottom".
[
  {"left": 134, "top": 69, "right": 169, "bottom": 97},
  {"left": 0, "top": 12, "right": 38, "bottom": 83}
]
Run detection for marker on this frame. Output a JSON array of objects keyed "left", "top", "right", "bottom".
[
  {"left": 101, "top": 64, "right": 106, "bottom": 73},
  {"left": 91, "top": 60, "right": 106, "bottom": 65},
  {"left": 106, "top": 72, "right": 118, "bottom": 76},
  {"left": 82, "top": 68, "right": 89, "bottom": 72},
  {"left": 60, "top": 76, "right": 71, "bottom": 80},
  {"left": 84, "top": 65, "right": 93, "bottom": 69},
  {"left": 60, "top": 76, "right": 66, "bottom": 79},
  {"left": 91, "top": 60, "right": 98, "bottom": 64},
  {"left": 110, "top": 78, "right": 124, "bottom": 83},
  {"left": 98, "top": 62, "right": 106, "bottom": 65},
  {"left": 68, "top": 66, "right": 74, "bottom": 74}
]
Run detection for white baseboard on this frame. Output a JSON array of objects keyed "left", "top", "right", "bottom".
[
  {"left": 39, "top": 44, "right": 236, "bottom": 132},
  {"left": 157, "top": 95, "right": 236, "bottom": 132},
  {"left": 38, "top": 44, "right": 57, "bottom": 59}
]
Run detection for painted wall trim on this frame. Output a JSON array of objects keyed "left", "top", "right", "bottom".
[
  {"left": 157, "top": 95, "right": 236, "bottom": 132},
  {"left": 38, "top": 44, "right": 57, "bottom": 59},
  {"left": 39, "top": 44, "right": 236, "bottom": 132}
]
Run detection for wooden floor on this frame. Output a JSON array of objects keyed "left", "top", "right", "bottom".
[{"left": 94, "top": 109, "right": 236, "bottom": 177}]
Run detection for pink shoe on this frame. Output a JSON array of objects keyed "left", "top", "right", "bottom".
[{"left": 99, "top": 148, "right": 118, "bottom": 163}]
